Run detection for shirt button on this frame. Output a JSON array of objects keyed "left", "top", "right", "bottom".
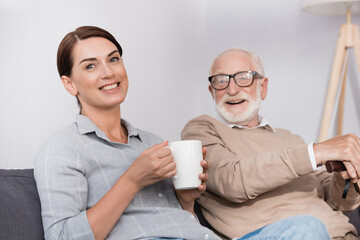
[
  {"left": 190, "top": 215, "right": 195, "bottom": 220},
  {"left": 204, "top": 233, "right": 209, "bottom": 239},
  {"left": 158, "top": 193, "right": 163, "bottom": 198}
]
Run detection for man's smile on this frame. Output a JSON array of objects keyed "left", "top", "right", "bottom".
[{"left": 226, "top": 99, "right": 246, "bottom": 105}]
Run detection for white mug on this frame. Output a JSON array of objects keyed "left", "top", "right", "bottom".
[{"left": 167, "top": 140, "right": 203, "bottom": 190}]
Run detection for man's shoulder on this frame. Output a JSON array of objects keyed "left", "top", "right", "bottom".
[
  {"left": 273, "top": 127, "right": 305, "bottom": 142},
  {"left": 182, "top": 115, "right": 229, "bottom": 141},
  {"left": 183, "top": 114, "right": 229, "bottom": 133},
  {"left": 187, "top": 114, "right": 213, "bottom": 121},
  {"left": 274, "top": 127, "right": 299, "bottom": 135},
  {"left": 185, "top": 114, "right": 224, "bottom": 127}
]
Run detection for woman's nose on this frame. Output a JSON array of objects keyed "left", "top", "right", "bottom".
[{"left": 100, "top": 63, "right": 115, "bottom": 79}]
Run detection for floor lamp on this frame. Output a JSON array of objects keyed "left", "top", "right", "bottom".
[
  {"left": 302, "top": 0, "right": 360, "bottom": 142},
  {"left": 302, "top": 0, "right": 360, "bottom": 197}
]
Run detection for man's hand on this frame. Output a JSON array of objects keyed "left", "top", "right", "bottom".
[
  {"left": 314, "top": 134, "right": 360, "bottom": 182},
  {"left": 175, "top": 147, "right": 208, "bottom": 214}
]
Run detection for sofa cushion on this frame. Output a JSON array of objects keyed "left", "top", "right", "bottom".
[{"left": 0, "top": 169, "right": 44, "bottom": 240}]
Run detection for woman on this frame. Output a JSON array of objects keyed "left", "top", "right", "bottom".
[{"left": 34, "top": 26, "right": 216, "bottom": 240}]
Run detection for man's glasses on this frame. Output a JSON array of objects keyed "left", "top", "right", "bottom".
[{"left": 208, "top": 71, "right": 263, "bottom": 90}]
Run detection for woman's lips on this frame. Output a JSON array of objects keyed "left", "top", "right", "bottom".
[{"left": 99, "top": 82, "right": 120, "bottom": 91}]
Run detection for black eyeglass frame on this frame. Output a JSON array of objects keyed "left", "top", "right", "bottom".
[{"left": 208, "top": 71, "right": 263, "bottom": 90}]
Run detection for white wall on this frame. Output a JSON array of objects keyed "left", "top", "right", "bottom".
[{"left": 1, "top": 0, "right": 359, "bottom": 169}]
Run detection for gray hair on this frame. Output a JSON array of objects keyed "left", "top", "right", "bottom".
[{"left": 210, "top": 48, "right": 265, "bottom": 76}]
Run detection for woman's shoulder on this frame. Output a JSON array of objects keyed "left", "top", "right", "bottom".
[
  {"left": 33, "top": 122, "right": 89, "bottom": 188},
  {"left": 34, "top": 123, "right": 80, "bottom": 164},
  {"left": 44, "top": 122, "right": 80, "bottom": 146}
]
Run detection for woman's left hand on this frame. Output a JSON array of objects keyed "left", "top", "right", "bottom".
[{"left": 175, "top": 147, "right": 208, "bottom": 214}]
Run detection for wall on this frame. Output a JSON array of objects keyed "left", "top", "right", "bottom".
[{"left": 0, "top": 0, "right": 359, "bottom": 168}]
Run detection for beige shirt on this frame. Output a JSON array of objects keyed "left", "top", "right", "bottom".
[{"left": 182, "top": 115, "right": 360, "bottom": 239}]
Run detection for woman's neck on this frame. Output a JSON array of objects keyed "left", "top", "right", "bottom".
[{"left": 81, "top": 106, "right": 128, "bottom": 143}]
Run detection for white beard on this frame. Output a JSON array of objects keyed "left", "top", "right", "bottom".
[{"left": 215, "top": 87, "right": 261, "bottom": 124}]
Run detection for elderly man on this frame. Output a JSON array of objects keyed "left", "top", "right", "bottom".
[{"left": 182, "top": 48, "right": 360, "bottom": 239}]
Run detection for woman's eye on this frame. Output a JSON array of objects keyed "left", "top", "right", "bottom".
[
  {"left": 85, "top": 64, "right": 95, "bottom": 70},
  {"left": 110, "top": 57, "right": 119, "bottom": 62}
]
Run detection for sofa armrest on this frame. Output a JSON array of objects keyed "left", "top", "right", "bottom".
[{"left": 0, "top": 169, "right": 44, "bottom": 240}]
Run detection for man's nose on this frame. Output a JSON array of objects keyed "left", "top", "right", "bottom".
[{"left": 227, "top": 77, "right": 241, "bottom": 95}]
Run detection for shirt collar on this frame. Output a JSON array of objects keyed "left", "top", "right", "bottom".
[
  {"left": 215, "top": 113, "right": 276, "bottom": 132},
  {"left": 75, "top": 114, "right": 142, "bottom": 141}
]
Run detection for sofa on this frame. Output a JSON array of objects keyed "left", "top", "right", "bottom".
[
  {"left": 1, "top": 169, "right": 360, "bottom": 240},
  {"left": 0, "top": 169, "right": 44, "bottom": 240}
]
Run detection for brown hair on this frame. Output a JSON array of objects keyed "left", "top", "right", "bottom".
[{"left": 57, "top": 26, "right": 123, "bottom": 77}]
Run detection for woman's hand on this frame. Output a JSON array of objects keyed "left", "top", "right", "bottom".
[
  {"left": 124, "top": 141, "right": 176, "bottom": 191},
  {"left": 175, "top": 147, "right": 208, "bottom": 214},
  {"left": 88, "top": 141, "right": 175, "bottom": 240}
]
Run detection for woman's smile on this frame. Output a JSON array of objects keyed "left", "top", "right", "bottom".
[{"left": 99, "top": 82, "right": 120, "bottom": 91}]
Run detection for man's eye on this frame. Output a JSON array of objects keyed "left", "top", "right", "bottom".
[
  {"left": 110, "top": 57, "right": 119, "bottom": 62},
  {"left": 215, "top": 77, "right": 227, "bottom": 83},
  {"left": 86, "top": 64, "right": 95, "bottom": 70},
  {"left": 237, "top": 74, "right": 250, "bottom": 81}
]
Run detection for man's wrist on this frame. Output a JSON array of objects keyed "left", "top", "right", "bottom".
[{"left": 307, "top": 142, "right": 322, "bottom": 171}]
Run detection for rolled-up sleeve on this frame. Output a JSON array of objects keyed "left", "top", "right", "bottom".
[{"left": 34, "top": 133, "right": 95, "bottom": 240}]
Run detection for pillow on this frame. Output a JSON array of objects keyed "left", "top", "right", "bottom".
[{"left": 0, "top": 169, "right": 44, "bottom": 240}]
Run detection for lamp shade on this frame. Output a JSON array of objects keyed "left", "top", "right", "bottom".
[{"left": 302, "top": 0, "right": 360, "bottom": 15}]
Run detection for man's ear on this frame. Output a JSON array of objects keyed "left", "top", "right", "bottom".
[
  {"left": 260, "top": 77, "right": 268, "bottom": 100},
  {"left": 208, "top": 85, "right": 215, "bottom": 99},
  {"left": 61, "top": 76, "right": 78, "bottom": 96}
]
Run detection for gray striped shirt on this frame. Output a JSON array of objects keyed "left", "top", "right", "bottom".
[{"left": 34, "top": 115, "right": 218, "bottom": 240}]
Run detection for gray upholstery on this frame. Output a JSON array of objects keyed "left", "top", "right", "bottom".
[
  {"left": 0, "top": 169, "right": 44, "bottom": 240},
  {"left": 346, "top": 207, "right": 360, "bottom": 235}
]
